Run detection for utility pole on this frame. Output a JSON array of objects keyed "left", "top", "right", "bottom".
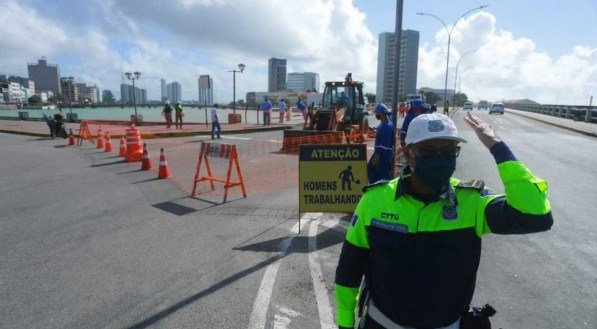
[{"left": 391, "top": 0, "right": 403, "bottom": 130}]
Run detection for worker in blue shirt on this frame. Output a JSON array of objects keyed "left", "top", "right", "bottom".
[
  {"left": 368, "top": 104, "right": 396, "bottom": 183},
  {"left": 261, "top": 98, "right": 272, "bottom": 126},
  {"left": 400, "top": 99, "right": 431, "bottom": 146}
]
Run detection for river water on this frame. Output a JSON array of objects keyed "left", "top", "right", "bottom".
[{"left": 0, "top": 106, "right": 274, "bottom": 124}]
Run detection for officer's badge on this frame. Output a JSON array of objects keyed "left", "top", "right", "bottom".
[
  {"left": 442, "top": 205, "right": 458, "bottom": 221},
  {"left": 427, "top": 120, "right": 445, "bottom": 132}
]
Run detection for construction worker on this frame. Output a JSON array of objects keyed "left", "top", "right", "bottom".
[
  {"left": 444, "top": 99, "right": 450, "bottom": 115},
  {"left": 261, "top": 98, "right": 272, "bottom": 126},
  {"left": 162, "top": 100, "right": 174, "bottom": 128},
  {"left": 298, "top": 98, "right": 308, "bottom": 129},
  {"left": 334, "top": 112, "right": 553, "bottom": 329},
  {"left": 278, "top": 99, "right": 286, "bottom": 123},
  {"left": 367, "top": 104, "right": 395, "bottom": 184},
  {"left": 210, "top": 103, "right": 221, "bottom": 139},
  {"left": 174, "top": 101, "right": 184, "bottom": 129},
  {"left": 338, "top": 91, "right": 351, "bottom": 109}
]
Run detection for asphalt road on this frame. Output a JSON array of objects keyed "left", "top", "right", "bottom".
[{"left": 0, "top": 109, "right": 595, "bottom": 328}]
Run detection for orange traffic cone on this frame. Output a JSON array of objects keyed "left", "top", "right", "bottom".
[
  {"left": 141, "top": 143, "right": 153, "bottom": 171},
  {"left": 118, "top": 137, "right": 127, "bottom": 157},
  {"left": 104, "top": 132, "right": 114, "bottom": 152},
  {"left": 96, "top": 129, "right": 104, "bottom": 149},
  {"left": 157, "top": 148, "right": 171, "bottom": 179},
  {"left": 68, "top": 128, "right": 75, "bottom": 146}
]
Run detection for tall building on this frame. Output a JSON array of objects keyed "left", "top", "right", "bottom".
[
  {"left": 102, "top": 90, "right": 115, "bottom": 104},
  {"left": 27, "top": 57, "right": 61, "bottom": 95},
  {"left": 8, "top": 76, "right": 35, "bottom": 95},
  {"left": 77, "top": 83, "right": 100, "bottom": 104},
  {"left": 287, "top": 72, "right": 320, "bottom": 92},
  {"left": 160, "top": 78, "right": 167, "bottom": 102},
  {"left": 120, "top": 84, "right": 147, "bottom": 104},
  {"left": 268, "top": 58, "right": 287, "bottom": 92},
  {"left": 198, "top": 75, "right": 213, "bottom": 106},
  {"left": 166, "top": 81, "right": 181, "bottom": 103},
  {"left": 376, "top": 30, "right": 420, "bottom": 103},
  {"left": 61, "top": 78, "right": 79, "bottom": 104}
]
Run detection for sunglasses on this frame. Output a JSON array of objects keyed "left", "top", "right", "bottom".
[{"left": 409, "top": 145, "right": 461, "bottom": 159}]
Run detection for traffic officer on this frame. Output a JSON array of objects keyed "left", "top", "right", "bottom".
[
  {"left": 335, "top": 112, "right": 553, "bottom": 329},
  {"left": 367, "top": 104, "right": 395, "bottom": 183}
]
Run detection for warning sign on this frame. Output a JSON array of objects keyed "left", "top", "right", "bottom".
[{"left": 299, "top": 144, "right": 367, "bottom": 213}]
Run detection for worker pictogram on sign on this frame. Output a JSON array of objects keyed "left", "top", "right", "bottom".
[{"left": 192, "top": 141, "right": 247, "bottom": 203}]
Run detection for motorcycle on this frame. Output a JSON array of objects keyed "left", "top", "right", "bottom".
[{"left": 43, "top": 114, "right": 67, "bottom": 139}]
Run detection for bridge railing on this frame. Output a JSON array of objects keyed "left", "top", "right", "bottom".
[{"left": 505, "top": 103, "right": 596, "bottom": 124}]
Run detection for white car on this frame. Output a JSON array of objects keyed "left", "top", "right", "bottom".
[
  {"left": 489, "top": 103, "right": 505, "bottom": 115},
  {"left": 463, "top": 102, "right": 473, "bottom": 110}
]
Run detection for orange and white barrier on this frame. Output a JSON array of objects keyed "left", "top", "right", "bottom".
[
  {"left": 104, "top": 132, "right": 114, "bottom": 152},
  {"left": 125, "top": 124, "right": 143, "bottom": 162},
  {"left": 77, "top": 121, "right": 95, "bottom": 146},
  {"left": 96, "top": 128, "right": 105, "bottom": 149},
  {"left": 192, "top": 142, "right": 246, "bottom": 203},
  {"left": 118, "top": 137, "right": 127, "bottom": 157},
  {"left": 68, "top": 128, "right": 76, "bottom": 146},
  {"left": 157, "top": 148, "right": 171, "bottom": 179},
  {"left": 141, "top": 143, "right": 153, "bottom": 171}
]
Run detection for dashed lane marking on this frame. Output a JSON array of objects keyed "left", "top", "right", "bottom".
[
  {"left": 247, "top": 213, "right": 319, "bottom": 329},
  {"left": 308, "top": 218, "right": 336, "bottom": 329}
]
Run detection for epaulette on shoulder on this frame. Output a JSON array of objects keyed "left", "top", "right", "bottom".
[
  {"left": 362, "top": 179, "right": 390, "bottom": 193},
  {"left": 455, "top": 179, "right": 485, "bottom": 192}
]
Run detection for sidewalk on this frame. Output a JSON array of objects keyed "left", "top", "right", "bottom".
[
  {"left": 0, "top": 119, "right": 302, "bottom": 138},
  {"left": 505, "top": 107, "right": 596, "bottom": 137}
]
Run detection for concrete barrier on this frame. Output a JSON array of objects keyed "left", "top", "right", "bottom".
[{"left": 506, "top": 103, "right": 596, "bottom": 123}]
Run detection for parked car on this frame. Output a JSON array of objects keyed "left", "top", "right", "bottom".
[
  {"left": 489, "top": 103, "right": 505, "bottom": 115},
  {"left": 463, "top": 102, "right": 473, "bottom": 110},
  {"left": 478, "top": 100, "right": 488, "bottom": 110}
]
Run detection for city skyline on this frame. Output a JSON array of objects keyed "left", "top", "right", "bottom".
[{"left": 0, "top": 0, "right": 595, "bottom": 104}]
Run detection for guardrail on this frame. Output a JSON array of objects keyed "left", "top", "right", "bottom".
[{"left": 505, "top": 103, "right": 596, "bottom": 123}]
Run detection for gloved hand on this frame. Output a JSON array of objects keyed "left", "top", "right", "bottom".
[{"left": 371, "top": 154, "right": 380, "bottom": 167}]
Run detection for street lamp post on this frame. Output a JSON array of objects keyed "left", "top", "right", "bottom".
[
  {"left": 67, "top": 77, "right": 74, "bottom": 121},
  {"left": 456, "top": 66, "right": 475, "bottom": 94},
  {"left": 125, "top": 71, "right": 141, "bottom": 119},
  {"left": 452, "top": 49, "right": 477, "bottom": 105},
  {"left": 417, "top": 5, "right": 488, "bottom": 106},
  {"left": 228, "top": 63, "right": 246, "bottom": 114}
]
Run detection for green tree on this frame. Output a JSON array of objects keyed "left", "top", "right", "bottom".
[
  {"left": 420, "top": 91, "right": 441, "bottom": 105},
  {"left": 28, "top": 95, "right": 41, "bottom": 104},
  {"left": 48, "top": 95, "right": 62, "bottom": 104},
  {"left": 453, "top": 92, "right": 468, "bottom": 106}
]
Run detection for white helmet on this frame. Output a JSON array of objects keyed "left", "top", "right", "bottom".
[
  {"left": 165, "top": 100, "right": 170, "bottom": 104},
  {"left": 405, "top": 113, "right": 467, "bottom": 145}
]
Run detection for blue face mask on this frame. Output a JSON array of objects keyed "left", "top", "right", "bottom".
[{"left": 414, "top": 155, "right": 456, "bottom": 190}]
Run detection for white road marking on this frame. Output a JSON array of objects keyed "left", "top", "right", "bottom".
[
  {"left": 247, "top": 214, "right": 316, "bottom": 329},
  {"left": 308, "top": 218, "right": 336, "bottom": 329},
  {"left": 273, "top": 314, "right": 292, "bottom": 329},
  {"left": 272, "top": 306, "right": 302, "bottom": 329},
  {"left": 223, "top": 136, "right": 252, "bottom": 140}
]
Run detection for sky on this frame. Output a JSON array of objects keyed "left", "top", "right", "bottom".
[{"left": 1, "top": 0, "right": 596, "bottom": 104}]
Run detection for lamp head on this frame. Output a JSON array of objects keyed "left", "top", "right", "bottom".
[
  {"left": 238, "top": 63, "right": 245, "bottom": 73},
  {"left": 125, "top": 72, "right": 132, "bottom": 80},
  {"left": 134, "top": 71, "right": 141, "bottom": 79}
]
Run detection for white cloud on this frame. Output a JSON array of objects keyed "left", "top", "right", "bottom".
[
  {"left": 417, "top": 12, "right": 597, "bottom": 104},
  {"left": 1, "top": 2, "right": 594, "bottom": 105},
  {"left": 0, "top": 1, "right": 69, "bottom": 73}
]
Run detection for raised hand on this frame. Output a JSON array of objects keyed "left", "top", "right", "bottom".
[{"left": 463, "top": 111, "right": 502, "bottom": 149}]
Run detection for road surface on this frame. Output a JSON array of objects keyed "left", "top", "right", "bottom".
[{"left": 0, "top": 109, "right": 595, "bottom": 328}]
